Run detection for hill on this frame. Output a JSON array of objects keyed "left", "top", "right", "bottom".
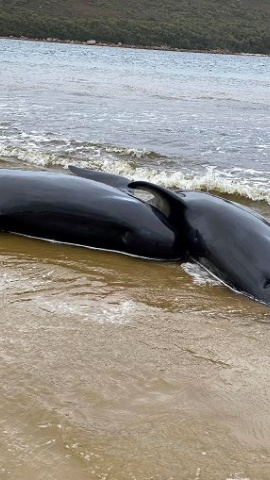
[{"left": 0, "top": 0, "right": 269, "bottom": 53}]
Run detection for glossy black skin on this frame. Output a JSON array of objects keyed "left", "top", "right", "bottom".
[
  {"left": 130, "top": 181, "right": 270, "bottom": 305},
  {"left": 68, "top": 165, "right": 131, "bottom": 192},
  {"left": 181, "top": 191, "right": 270, "bottom": 304},
  {"left": 0, "top": 169, "right": 183, "bottom": 260}
]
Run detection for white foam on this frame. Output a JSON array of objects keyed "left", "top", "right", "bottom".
[
  {"left": 80, "top": 161, "right": 270, "bottom": 205},
  {"left": 226, "top": 476, "right": 250, "bottom": 480},
  {"left": 38, "top": 298, "right": 141, "bottom": 324},
  {"left": 1, "top": 138, "right": 270, "bottom": 204},
  {"left": 181, "top": 262, "right": 222, "bottom": 286}
]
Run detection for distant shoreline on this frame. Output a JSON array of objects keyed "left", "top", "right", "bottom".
[{"left": 1, "top": 35, "right": 269, "bottom": 57}]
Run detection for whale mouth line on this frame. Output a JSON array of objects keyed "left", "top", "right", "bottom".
[{"left": 5, "top": 230, "right": 183, "bottom": 263}]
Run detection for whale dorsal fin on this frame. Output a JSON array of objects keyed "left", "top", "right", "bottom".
[
  {"left": 68, "top": 166, "right": 131, "bottom": 192},
  {"left": 128, "top": 181, "right": 186, "bottom": 220}
]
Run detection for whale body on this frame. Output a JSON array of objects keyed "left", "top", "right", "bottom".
[
  {"left": 129, "top": 181, "right": 270, "bottom": 305},
  {"left": 70, "top": 166, "right": 270, "bottom": 305},
  {"left": 0, "top": 169, "right": 182, "bottom": 260}
]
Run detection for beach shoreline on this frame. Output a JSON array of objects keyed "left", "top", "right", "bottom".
[{"left": 1, "top": 35, "right": 269, "bottom": 57}]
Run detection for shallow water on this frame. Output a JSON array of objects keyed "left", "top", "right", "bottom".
[
  {"left": 1, "top": 235, "right": 270, "bottom": 480},
  {"left": 0, "top": 39, "right": 270, "bottom": 479}
]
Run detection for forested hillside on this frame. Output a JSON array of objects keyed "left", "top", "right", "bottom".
[{"left": 0, "top": 0, "right": 269, "bottom": 53}]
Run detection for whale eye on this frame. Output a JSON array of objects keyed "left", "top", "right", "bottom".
[{"left": 263, "top": 279, "right": 270, "bottom": 289}]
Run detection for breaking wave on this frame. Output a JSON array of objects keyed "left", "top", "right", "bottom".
[{"left": 1, "top": 131, "right": 270, "bottom": 204}]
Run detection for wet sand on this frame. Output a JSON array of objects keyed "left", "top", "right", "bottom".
[{"left": 1, "top": 233, "right": 270, "bottom": 479}]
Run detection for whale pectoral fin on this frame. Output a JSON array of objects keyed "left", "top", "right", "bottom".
[
  {"left": 68, "top": 166, "right": 131, "bottom": 192},
  {"left": 128, "top": 181, "right": 186, "bottom": 220}
]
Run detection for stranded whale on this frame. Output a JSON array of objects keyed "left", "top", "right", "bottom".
[
  {"left": 70, "top": 166, "right": 270, "bottom": 305},
  {"left": 0, "top": 168, "right": 182, "bottom": 260},
  {"left": 129, "top": 181, "right": 270, "bottom": 305}
]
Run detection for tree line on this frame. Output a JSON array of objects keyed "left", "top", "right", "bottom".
[{"left": 0, "top": 9, "right": 269, "bottom": 54}]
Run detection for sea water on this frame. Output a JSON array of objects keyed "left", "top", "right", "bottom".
[{"left": 0, "top": 38, "right": 270, "bottom": 480}]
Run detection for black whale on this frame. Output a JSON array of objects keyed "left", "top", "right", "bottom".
[
  {"left": 130, "top": 181, "right": 270, "bottom": 305},
  {"left": 0, "top": 168, "right": 182, "bottom": 260},
  {"left": 71, "top": 166, "right": 270, "bottom": 305}
]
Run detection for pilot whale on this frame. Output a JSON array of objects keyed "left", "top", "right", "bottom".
[
  {"left": 129, "top": 181, "right": 270, "bottom": 305},
  {"left": 0, "top": 168, "right": 182, "bottom": 260},
  {"left": 70, "top": 166, "right": 270, "bottom": 305}
]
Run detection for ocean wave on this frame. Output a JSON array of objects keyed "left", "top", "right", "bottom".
[
  {"left": 61, "top": 159, "right": 270, "bottom": 205},
  {"left": 0, "top": 132, "right": 161, "bottom": 162},
  {"left": 0, "top": 136, "right": 270, "bottom": 204}
]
